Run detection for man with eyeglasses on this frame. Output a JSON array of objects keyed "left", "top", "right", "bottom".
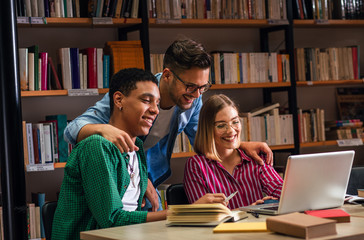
[{"left": 64, "top": 38, "right": 273, "bottom": 212}]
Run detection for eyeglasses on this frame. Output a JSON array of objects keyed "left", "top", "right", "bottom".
[
  {"left": 170, "top": 69, "right": 211, "bottom": 94},
  {"left": 214, "top": 119, "right": 241, "bottom": 133}
]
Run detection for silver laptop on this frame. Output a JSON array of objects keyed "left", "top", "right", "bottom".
[{"left": 239, "top": 150, "right": 355, "bottom": 215}]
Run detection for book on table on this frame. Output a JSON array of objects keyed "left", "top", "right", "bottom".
[
  {"left": 304, "top": 209, "right": 350, "bottom": 223},
  {"left": 266, "top": 212, "right": 337, "bottom": 239},
  {"left": 213, "top": 222, "right": 268, "bottom": 233},
  {"left": 166, "top": 203, "right": 248, "bottom": 226}
]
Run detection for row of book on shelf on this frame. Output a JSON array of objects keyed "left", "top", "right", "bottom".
[
  {"left": 22, "top": 115, "right": 70, "bottom": 170},
  {"left": 147, "top": 0, "right": 288, "bottom": 20},
  {"left": 295, "top": 46, "right": 360, "bottom": 82},
  {"left": 151, "top": 52, "right": 291, "bottom": 84},
  {"left": 293, "top": 0, "right": 364, "bottom": 20},
  {"left": 0, "top": 192, "right": 49, "bottom": 239},
  {"left": 172, "top": 103, "right": 364, "bottom": 152},
  {"left": 19, "top": 40, "right": 144, "bottom": 91},
  {"left": 17, "top": 0, "right": 140, "bottom": 18}
]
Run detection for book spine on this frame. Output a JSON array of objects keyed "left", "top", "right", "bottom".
[
  {"left": 40, "top": 52, "right": 48, "bottom": 90},
  {"left": 70, "top": 48, "right": 81, "bottom": 89},
  {"left": 86, "top": 48, "right": 98, "bottom": 88}
]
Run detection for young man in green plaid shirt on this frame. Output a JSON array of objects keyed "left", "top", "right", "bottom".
[{"left": 52, "top": 68, "right": 167, "bottom": 240}]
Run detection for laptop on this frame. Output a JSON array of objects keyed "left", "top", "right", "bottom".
[{"left": 239, "top": 150, "right": 355, "bottom": 215}]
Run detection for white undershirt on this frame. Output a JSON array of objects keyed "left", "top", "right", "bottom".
[
  {"left": 143, "top": 106, "right": 176, "bottom": 151},
  {"left": 122, "top": 151, "right": 140, "bottom": 211}
]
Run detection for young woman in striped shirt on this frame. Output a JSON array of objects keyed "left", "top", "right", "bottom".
[{"left": 183, "top": 94, "right": 283, "bottom": 210}]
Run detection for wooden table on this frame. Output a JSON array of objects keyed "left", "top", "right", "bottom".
[{"left": 80, "top": 205, "right": 364, "bottom": 240}]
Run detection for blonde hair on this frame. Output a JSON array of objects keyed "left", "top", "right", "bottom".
[{"left": 194, "top": 94, "right": 239, "bottom": 162}]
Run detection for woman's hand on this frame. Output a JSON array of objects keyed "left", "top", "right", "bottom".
[
  {"left": 251, "top": 196, "right": 278, "bottom": 205},
  {"left": 193, "top": 193, "right": 228, "bottom": 206}
]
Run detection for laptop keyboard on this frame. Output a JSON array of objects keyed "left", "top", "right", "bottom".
[{"left": 262, "top": 206, "right": 279, "bottom": 211}]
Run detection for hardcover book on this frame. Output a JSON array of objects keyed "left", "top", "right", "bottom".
[
  {"left": 304, "top": 209, "right": 350, "bottom": 223},
  {"left": 266, "top": 212, "right": 337, "bottom": 239},
  {"left": 166, "top": 203, "right": 248, "bottom": 226}
]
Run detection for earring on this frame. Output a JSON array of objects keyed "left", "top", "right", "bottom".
[{"left": 119, "top": 107, "right": 122, "bottom": 111}]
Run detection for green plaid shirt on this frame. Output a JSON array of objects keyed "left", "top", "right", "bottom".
[{"left": 52, "top": 135, "right": 148, "bottom": 240}]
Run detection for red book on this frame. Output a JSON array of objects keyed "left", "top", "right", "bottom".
[
  {"left": 351, "top": 46, "right": 358, "bottom": 80},
  {"left": 304, "top": 209, "right": 350, "bottom": 223},
  {"left": 39, "top": 52, "right": 48, "bottom": 90},
  {"left": 82, "top": 48, "right": 97, "bottom": 89}
]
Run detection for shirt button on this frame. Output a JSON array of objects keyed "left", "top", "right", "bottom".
[
  {"left": 124, "top": 185, "right": 127, "bottom": 188},
  {"left": 125, "top": 155, "right": 129, "bottom": 159}
]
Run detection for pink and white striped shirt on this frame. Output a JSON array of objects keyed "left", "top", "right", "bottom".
[{"left": 183, "top": 149, "right": 283, "bottom": 210}]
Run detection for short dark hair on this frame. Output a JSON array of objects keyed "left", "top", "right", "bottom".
[
  {"left": 163, "top": 38, "right": 212, "bottom": 74},
  {"left": 109, "top": 68, "right": 158, "bottom": 114}
]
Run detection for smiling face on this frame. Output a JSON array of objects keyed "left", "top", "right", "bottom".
[
  {"left": 213, "top": 106, "right": 241, "bottom": 152},
  {"left": 114, "top": 81, "right": 160, "bottom": 139},
  {"left": 164, "top": 67, "right": 210, "bottom": 110}
]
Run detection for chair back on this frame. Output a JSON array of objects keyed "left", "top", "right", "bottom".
[
  {"left": 42, "top": 201, "right": 57, "bottom": 240},
  {"left": 347, "top": 167, "right": 364, "bottom": 195},
  {"left": 166, "top": 183, "right": 189, "bottom": 205}
]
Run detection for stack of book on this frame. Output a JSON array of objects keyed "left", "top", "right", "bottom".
[
  {"left": 17, "top": 0, "right": 140, "bottom": 18},
  {"left": 325, "top": 119, "right": 363, "bottom": 140},
  {"left": 240, "top": 103, "right": 294, "bottom": 145},
  {"left": 295, "top": 46, "right": 360, "bottom": 82},
  {"left": 298, "top": 108, "right": 326, "bottom": 143},
  {"left": 148, "top": 0, "right": 287, "bottom": 20}
]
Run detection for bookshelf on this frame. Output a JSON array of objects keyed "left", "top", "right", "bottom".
[{"left": 5, "top": 0, "right": 364, "bottom": 237}]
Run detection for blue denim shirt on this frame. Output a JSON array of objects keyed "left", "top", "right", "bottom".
[{"left": 64, "top": 73, "right": 202, "bottom": 187}]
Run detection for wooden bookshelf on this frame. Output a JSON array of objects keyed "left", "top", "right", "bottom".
[
  {"left": 17, "top": 17, "right": 142, "bottom": 28},
  {"left": 300, "top": 138, "right": 364, "bottom": 148},
  {"left": 20, "top": 83, "right": 290, "bottom": 97},
  {"left": 294, "top": 19, "right": 364, "bottom": 28},
  {"left": 211, "top": 82, "right": 291, "bottom": 90},
  {"left": 21, "top": 89, "right": 109, "bottom": 97},
  {"left": 296, "top": 80, "right": 364, "bottom": 87},
  {"left": 171, "top": 144, "right": 295, "bottom": 159},
  {"left": 149, "top": 18, "right": 288, "bottom": 28}
]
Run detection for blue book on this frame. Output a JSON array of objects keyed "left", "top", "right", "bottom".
[
  {"left": 70, "top": 48, "right": 80, "bottom": 89},
  {"left": 46, "top": 115, "right": 68, "bottom": 162},
  {"left": 103, "top": 55, "right": 110, "bottom": 88}
]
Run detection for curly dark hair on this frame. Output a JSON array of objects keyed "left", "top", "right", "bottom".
[{"left": 108, "top": 68, "right": 158, "bottom": 113}]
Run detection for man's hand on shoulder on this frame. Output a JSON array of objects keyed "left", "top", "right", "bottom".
[
  {"left": 100, "top": 124, "right": 139, "bottom": 153},
  {"left": 239, "top": 141, "right": 273, "bottom": 166}
]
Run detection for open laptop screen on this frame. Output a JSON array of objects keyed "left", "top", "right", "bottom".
[{"left": 240, "top": 150, "right": 355, "bottom": 215}]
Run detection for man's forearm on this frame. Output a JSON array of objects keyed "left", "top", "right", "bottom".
[
  {"left": 77, "top": 124, "right": 105, "bottom": 143},
  {"left": 146, "top": 210, "right": 167, "bottom": 222}
]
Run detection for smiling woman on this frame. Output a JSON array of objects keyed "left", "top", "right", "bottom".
[{"left": 183, "top": 94, "right": 283, "bottom": 210}]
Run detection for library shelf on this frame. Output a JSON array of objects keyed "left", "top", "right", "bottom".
[
  {"left": 171, "top": 144, "right": 295, "bottom": 159},
  {"left": 21, "top": 89, "right": 109, "bottom": 97},
  {"left": 149, "top": 18, "right": 288, "bottom": 28},
  {"left": 296, "top": 80, "right": 364, "bottom": 87},
  {"left": 17, "top": 17, "right": 142, "bottom": 28},
  {"left": 20, "top": 83, "right": 290, "bottom": 97},
  {"left": 300, "top": 139, "right": 364, "bottom": 148},
  {"left": 293, "top": 19, "right": 364, "bottom": 28},
  {"left": 211, "top": 82, "right": 291, "bottom": 90}
]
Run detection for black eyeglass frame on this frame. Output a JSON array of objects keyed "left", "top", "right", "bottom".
[{"left": 169, "top": 69, "right": 211, "bottom": 94}]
